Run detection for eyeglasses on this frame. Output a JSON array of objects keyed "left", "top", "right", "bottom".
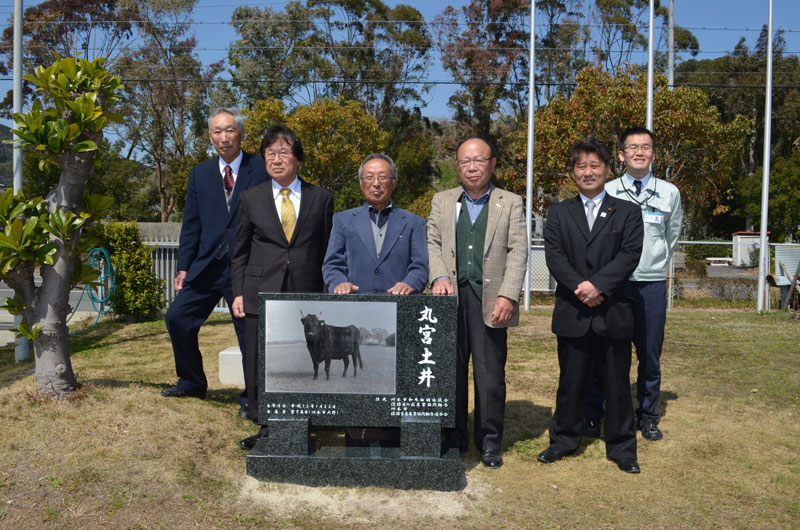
[
  {"left": 362, "top": 175, "right": 393, "bottom": 183},
  {"left": 457, "top": 157, "right": 490, "bottom": 168},
  {"left": 622, "top": 144, "right": 653, "bottom": 153},
  {"left": 211, "top": 127, "right": 239, "bottom": 136},
  {"left": 265, "top": 150, "right": 293, "bottom": 160}
]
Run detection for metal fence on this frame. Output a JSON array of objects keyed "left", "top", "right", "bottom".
[
  {"left": 142, "top": 232, "right": 799, "bottom": 311},
  {"left": 528, "top": 238, "right": 799, "bottom": 309}
]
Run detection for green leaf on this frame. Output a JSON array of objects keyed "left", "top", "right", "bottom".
[{"left": 69, "top": 140, "right": 98, "bottom": 152}]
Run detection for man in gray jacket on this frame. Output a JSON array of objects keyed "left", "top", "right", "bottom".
[{"left": 583, "top": 126, "right": 682, "bottom": 441}]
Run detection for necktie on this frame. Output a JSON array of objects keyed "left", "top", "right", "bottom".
[
  {"left": 280, "top": 188, "right": 296, "bottom": 241},
  {"left": 633, "top": 179, "right": 642, "bottom": 196},
  {"left": 586, "top": 200, "right": 597, "bottom": 230},
  {"left": 223, "top": 165, "right": 234, "bottom": 197}
]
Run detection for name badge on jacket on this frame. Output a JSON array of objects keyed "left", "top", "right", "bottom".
[{"left": 644, "top": 211, "right": 663, "bottom": 224}]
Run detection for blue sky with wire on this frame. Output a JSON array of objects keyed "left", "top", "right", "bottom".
[{"left": 1, "top": 0, "right": 799, "bottom": 122}]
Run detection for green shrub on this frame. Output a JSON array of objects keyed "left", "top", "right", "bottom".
[
  {"left": 685, "top": 243, "right": 732, "bottom": 260},
  {"left": 102, "top": 222, "right": 164, "bottom": 319}
]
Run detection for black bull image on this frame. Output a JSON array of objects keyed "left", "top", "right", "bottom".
[{"left": 300, "top": 312, "right": 364, "bottom": 380}]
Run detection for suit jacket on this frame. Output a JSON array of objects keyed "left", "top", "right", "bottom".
[
  {"left": 322, "top": 205, "right": 428, "bottom": 293},
  {"left": 231, "top": 178, "right": 334, "bottom": 314},
  {"left": 544, "top": 194, "right": 644, "bottom": 339},
  {"left": 177, "top": 152, "right": 268, "bottom": 284},
  {"left": 427, "top": 186, "right": 528, "bottom": 327}
]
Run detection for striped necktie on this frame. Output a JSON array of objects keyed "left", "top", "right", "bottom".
[
  {"left": 586, "top": 200, "right": 597, "bottom": 230},
  {"left": 280, "top": 188, "right": 296, "bottom": 241}
]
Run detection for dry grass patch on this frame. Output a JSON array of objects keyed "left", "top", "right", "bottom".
[{"left": 0, "top": 310, "right": 798, "bottom": 528}]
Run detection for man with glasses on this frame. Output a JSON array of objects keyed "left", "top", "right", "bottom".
[
  {"left": 322, "top": 153, "right": 428, "bottom": 296},
  {"left": 583, "top": 126, "right": 682, "bottom": 442},
  {"left": 231, "top": 125, "right": 334, "bottom": 450},
  {"left": 162, "top": 108, "right": 267, "bottom": 415},
  {"left": 427, "top": 137, "right": 527, "bottom": 468}
]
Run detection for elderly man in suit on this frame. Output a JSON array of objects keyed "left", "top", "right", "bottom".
[
  {"left": 427, "top": 137, "right": 528, "bottom": 469},
  {"left": 322, "top": 153, "right": 428, "bottom": 296},
  {"left": 538, "top": 138, "right": 644, "bottom": 473},
  {"left": 162, "top": 108, "right": 267, "bottom": 416},
  {"left": 231, "top": 125, "right": 334, "bottom": 450}
]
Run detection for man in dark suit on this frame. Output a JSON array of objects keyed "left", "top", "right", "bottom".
[
  {"left": 231, "top": 125, "right": 334, "bottom": 450},
  {"left": 322, "top": 153, "right": 428, "bottom": 296},
  {"left": 538, "top": 138, "right": 644, "bottom": 473},
  {"left": 162, "top": 108, "right": 267, "bottom": 413}
]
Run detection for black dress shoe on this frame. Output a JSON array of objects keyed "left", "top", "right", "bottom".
[
  {"left": 481, "top": 449, "right": 503, "bottom": 469},
  {"left": 238, "top": 405, "right": 251, "bottom": 420},
  {"left": 639, "top": 417, "right": 663, "bottom": 441},
  {"left": 582, "top": 417, "right": 602, "bottom": 438},
  {"left": 239, "top": 434, "right": 261, "bottom": 450},
  {"left": 537, "top": 446, "right": 568, "bottom": 464},
  {"left": 160, "top": 386, "right": 206, "bottom": 399},
  {"left": 615, "top": 458, "right": 641, "bottom": 474}
]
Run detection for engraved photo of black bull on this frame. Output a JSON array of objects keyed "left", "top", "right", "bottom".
[{"left": 299, "top": 311, "right": 363, "bottom": 380}]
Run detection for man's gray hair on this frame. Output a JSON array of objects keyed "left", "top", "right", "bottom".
[
  {"left": 208, "top": 108, "right": 245, "bottom": 134},
  {"left": 358, "top": 153, "right": 398, "bottom": 184}
]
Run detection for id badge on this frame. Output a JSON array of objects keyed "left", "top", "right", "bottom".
[{"left": 644, "top": 211, "right": 663, "bottom": 224}]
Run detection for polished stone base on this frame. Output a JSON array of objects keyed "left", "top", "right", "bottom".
[
  {"left": 246, "top": 443, "right": 464, "bottom": 491},
  {"left": 246, "top": 414, "right": 465, "bottom": 490}
]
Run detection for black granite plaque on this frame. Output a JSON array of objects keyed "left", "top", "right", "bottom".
[{"left": 246, "top": 293, "right": 464, "bottom": 491}]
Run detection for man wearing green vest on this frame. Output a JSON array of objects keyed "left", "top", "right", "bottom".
[{"left": 427, "top": 137, "right": 528, "bottom": 469}]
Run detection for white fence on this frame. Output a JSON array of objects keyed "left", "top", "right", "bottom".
[{"left": 141, "top": 232, "right": 798, "bottom": 310}]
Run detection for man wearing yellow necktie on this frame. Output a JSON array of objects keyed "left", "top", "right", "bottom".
[{"left": 230, "top": 125, "right": 333, "bottom": 451}]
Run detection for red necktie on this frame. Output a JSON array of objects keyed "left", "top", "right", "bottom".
[{"left": 224, "top": 165, "right": 234, "bottom": 197}]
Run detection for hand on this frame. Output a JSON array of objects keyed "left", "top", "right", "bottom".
[
  {"left": 387, "top": 281, "right": 414, "bottom": 295},
  {"left": 173, "top": 270, "right": 187, "bottom": 292},
  {"left": 491, "top": 296, "right": 515, "bottom": 326},
  {"left": 432, "top": 277, "right": 454, "bottom": 296},
  {"left": 232, "top": 296, "right": 245, "bottom": 318},
  {"left": 574, "top": 281, "right": 603, "bottom": 307},
  {"left": 333, "top": 282, "right": 359, "bottom": 294}
]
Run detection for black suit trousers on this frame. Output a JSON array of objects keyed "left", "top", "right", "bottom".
[
  {"left": 549, "top": 332, "right": 637, "bottom": 461},
  {"left": 165, "top": 258, "right": 246, "bottom": 395},
  {"left": 455, "top": 284, "right": 508, "bottom": 452}
]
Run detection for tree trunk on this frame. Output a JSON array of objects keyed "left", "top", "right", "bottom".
[{"left": 26, "top": 142, "right": 97, "bottom": 397}]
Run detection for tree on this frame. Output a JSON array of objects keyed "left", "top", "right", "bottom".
[
  {"left": 228, "top": 0, "right": 432, "bottom": 129},
  {"left": 228, "top": 2, "right": 320, "bottom": 105},
  {"left": 113, "top": 0, "right": 220, "bottom": 222},
  {"left": 243, "top": 97, "right": 389, "bottom": 211},
  {"left": 741, "top": 149, "right": 800, "bottom": 243},
  {"left": 433, "top": 0, "right": 530, "bottom": 141},
  {"left": 505, "top": 67, "right": 751, "bottom": 230},
  {"left": 2, "top": 55, "right": 122, "bottom": 397},
  {"left": 536, "top": 0, "right": 590, "bottom": 104},
  {"left": 0, "top": 0, "right": 135, "bottom": 114},
  {"left": 592, "top": 0, "right": 698, "bottom": 75},
  {"left": 23, "top": 140, "right": 158, "bottom": 222}
]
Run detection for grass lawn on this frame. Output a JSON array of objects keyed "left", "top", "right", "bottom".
[{"left": 0, "top": 309, "right": 798, "bottom": 529}]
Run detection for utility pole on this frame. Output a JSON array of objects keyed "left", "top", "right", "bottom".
[
  {"left": 668, "top": 0, "right": 674, "bottom": 89},
  {"left": 13, "top": 0, "right": 30, "bottom": 363},
  {"left": 524, "top": 0, "right": 536, "bottom": 311},
  {"left": 756, "top": 0, "right": 774, "bottom": 312}
]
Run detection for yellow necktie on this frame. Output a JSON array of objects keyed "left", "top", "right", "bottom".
[{"left": 280, "top": 188, "right": 296, "bottom": 241}]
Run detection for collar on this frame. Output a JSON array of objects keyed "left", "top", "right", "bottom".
[
  {"left": 367, "top": 201, "right": 394, "bottom": 214},
  {"left": 272, "top": 176, "right": 301, "bottom": 198},
  {"left": 461, "top": 183, "right": 493, "bottom": 204},
  {"left": 625, "top": 171, "right": 651, "bottom": 189},
  {"left": 218, "top": 151, "right": 243, "bottom": 176},
  {"left": 579, "top": 191, "right": 606, "bottom": 207}
]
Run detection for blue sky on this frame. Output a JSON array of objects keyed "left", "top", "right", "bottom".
[{"left": 1, "top": 0, "right": 799, "bottom": 123}]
